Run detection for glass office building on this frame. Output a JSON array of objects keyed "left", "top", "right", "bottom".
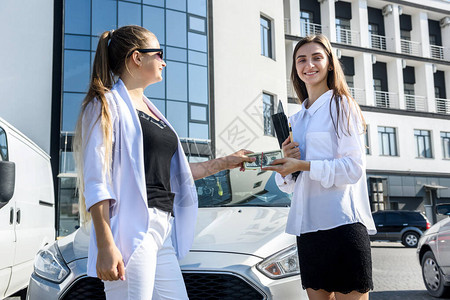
[{"left": 57, "top": 0, "right": 210, "bottom": 236}]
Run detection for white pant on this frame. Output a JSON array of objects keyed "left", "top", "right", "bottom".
[{"left": 103, "top": 208, "right": 189, "bottom": 300}]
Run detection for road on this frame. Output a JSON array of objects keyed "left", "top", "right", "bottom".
[{"left": 370, "top": 241, "right": 448, "bottom": 300}]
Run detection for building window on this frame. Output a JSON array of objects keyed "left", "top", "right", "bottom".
[
  {"left": 336, "top": 18, "right": 351, "bottom": 44},
  {"left": 415, "top": 130, "right": 433, "bottom": 158},
  {"left": 260, "top": 15, "right": 272, "bottom": 58},
  {"left": 300, "top": 11, "right": 314, "bottom": 36},
  {"left": 404, "top": 83, "right": 415, "bottom": 111},
  {"left": 374, "top": 78, "right": 389, "bottom": 108},
  {"left": 365, "top": 126, "right": 370, "bottom": 155},
  {"left": 441, "top": 132, "right": 450, "bottom": 159},
  {"left": 263, "top": 93, "right": 274, "bottom": 136},
  {"left": 429, "top": 35, "right": 437, "bottom": 46},
  {"left": 378, "top": 126, "right": 397, "bottom": 156}
]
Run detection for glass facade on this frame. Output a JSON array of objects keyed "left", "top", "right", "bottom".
[{"left": 59, "top": 0, "right": 209, "bottom": 236}]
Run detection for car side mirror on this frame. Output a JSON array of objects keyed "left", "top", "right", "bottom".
[
  {"left": 436, "top": 204, "right": 450, "bottom": 216},
  {"left": 0, "top": 161, "right": 15, "bottom": 207}
]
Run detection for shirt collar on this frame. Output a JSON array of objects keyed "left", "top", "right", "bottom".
[{"left": 304, "top": 90, "right": 333, "bottom": 116}]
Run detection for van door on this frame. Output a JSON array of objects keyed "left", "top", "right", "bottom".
[
  {"left": 5, "top": 130, "right": 55, "bottom": 297},
  {"left": 0, "top": 125, "right": 16, "bottom": 298}
]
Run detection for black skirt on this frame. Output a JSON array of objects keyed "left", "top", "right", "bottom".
[{"left": 296, "top": 222, "right": 373, "bottom": 294}]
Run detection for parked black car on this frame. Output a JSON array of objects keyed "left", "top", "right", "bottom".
[{"left": 370, "top": 210, "right": 430, "bottom": 247}]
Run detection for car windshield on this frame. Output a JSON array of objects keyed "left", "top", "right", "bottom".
[{"left": 194, "top": 169, "right": 292, "bottom": 208}]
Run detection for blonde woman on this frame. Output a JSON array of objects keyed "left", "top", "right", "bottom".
[
  {"left": 264, "top": 35, "right": 376, "bottom": 300},
  {"left": 74, "top": 25, "right": 254, "bottom": 300}
]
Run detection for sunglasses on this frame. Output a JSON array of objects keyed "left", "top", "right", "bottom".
[{"left": 128, "top": 48, "right": 164, "bottom": 60}]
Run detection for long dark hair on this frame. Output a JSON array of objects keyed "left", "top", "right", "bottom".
[
  {"left": 290, "top": 34, "right": 366, "bottom": 137},
  {"left": 74, "top": 25, "right": 154, "bottom": 224}
]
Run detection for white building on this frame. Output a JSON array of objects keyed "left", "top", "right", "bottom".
[
  {"left": 0, "top": 0, "right": 449, "bottom": 235},
  {"left": 212, "top": 0, "right": 450, "bottom": 223}
]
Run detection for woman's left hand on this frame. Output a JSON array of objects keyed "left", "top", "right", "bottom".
[
  {"left": 223, "top": 149, "right": 256, "bottom": 171},
  {"left": 262, "top": 157, "right": 310, "bottom": 177}
]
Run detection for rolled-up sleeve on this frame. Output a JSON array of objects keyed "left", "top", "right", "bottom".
[
  {"left": 82, "top": 100, "right": 116, "bottom": 211},
  {"left": 309, "top": 105, "right": 365, "bottom": 188}
]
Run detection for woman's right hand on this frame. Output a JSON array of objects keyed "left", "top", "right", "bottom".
[
  {"left": 96, "top": 244, "right": 125, "bottom": 281},
  {"left": 282, "top": 137, "right": 300, "bottom": 159}
]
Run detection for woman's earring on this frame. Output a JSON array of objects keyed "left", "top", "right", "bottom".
[{"left": 328, "top": 68, "right": 333, "bottom": 71}]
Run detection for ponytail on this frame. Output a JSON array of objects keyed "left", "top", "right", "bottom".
[{"left": 74, "top": 30, "right": 115, "bottom": 226}]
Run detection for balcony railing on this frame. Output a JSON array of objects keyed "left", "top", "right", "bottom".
[
  {"left": 400, "top": 39, "right": 421, "bottom": 56},
  {"left": 374, "top": 91, "right": 399, "bottom": 109},
  {"left": 404, "top": 95, "right": 426, "bottom": 111},
  {"left": 336, "top": 27, "right": 359, "bottom": 46},
  {"left": 430, "top": 45, "right": 445, "bottom": 60},
  {"left": 436, "top": 98, "right": 450, "bottom": 114},
  {"left": 369, "top": 33, "right": 386, "bottom": 50},
  {"left": 349, "top": 88, "right": 365, "bottom": 105},
  {"left": 300, "top": 20, "right": 322, "bottom": 37}
]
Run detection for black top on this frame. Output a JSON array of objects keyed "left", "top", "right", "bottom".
[{"left": 137, "top": 110, "right": 178, "bottom": 215}]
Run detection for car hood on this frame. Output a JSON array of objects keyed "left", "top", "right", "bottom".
[
  {"left": 191, "top": 207, "right": 293, "bottom": 258},
  {"left": 58, "top": 206, "right": 293, "bottom": 263}
]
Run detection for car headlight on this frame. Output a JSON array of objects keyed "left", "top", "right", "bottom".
[
  {"left": 34, "top": 243, "right": 70, "bottom": 283},
  {"left": 256, "top": 244, "right": 300, "bottom": 279}
]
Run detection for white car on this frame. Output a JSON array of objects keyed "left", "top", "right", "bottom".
[{"left": 27, "top": 170, "right": 308, "bottom": 299}]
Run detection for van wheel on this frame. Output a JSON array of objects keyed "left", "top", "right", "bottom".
[
  {"left": 402, "top": 231, "right": 419, "bottom": 248},
  {"left": 422, "top": 251, "right": 450, "bottom": 297}
]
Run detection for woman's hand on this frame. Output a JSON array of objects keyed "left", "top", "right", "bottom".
[
  {"left": 96, "top": 244, "right": 125, "bottom": 281},
  {"left": 223, "top": 149, "right": 256, "bottom": 171},
  {"left": 90, "top": 200, "right": 125, "bottom": 281},
  {"left": 282, "top": 137, "right": 300, "bottom": 159},
  {"left": 262, "top": 157, "right": 310, "bottom": 177},
  {"left": 190, "top": 149, "right": 256, "bottom": 180}
]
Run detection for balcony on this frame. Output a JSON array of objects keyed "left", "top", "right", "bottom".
[
  {"left": 336, "top": 27, "right": 359, "bottom": 46},
  {"left": 374, "top": 91, "right": 399, "bottom": 109},
  {"left": 400, "top": 40, "right": 421, "bottom": 56},
  {"left": 300, "top": 20, "right": 322, "bottom": 37},
  {"left": 369, "top": 34, "right": 386, "bottom": 50},
  {"left": 404, "top": 95, "right": 426, "bottom": 111},
  {"left": 430, "top": 45, "right": 445, "bottom": 60},
  {"left": 436, "top": 98, "right": 450, "bottom": 114},
  {"left": 349, "top": 88, "right": 366, "bottom": 106}
]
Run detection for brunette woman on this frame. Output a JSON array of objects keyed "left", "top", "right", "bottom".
[{"left": 264, "top": 35, "right": 376, "bottom": 300}]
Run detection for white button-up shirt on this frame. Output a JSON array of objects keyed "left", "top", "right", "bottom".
[{"left": 276, "top": 90, "right": 376, "bottom": 236}]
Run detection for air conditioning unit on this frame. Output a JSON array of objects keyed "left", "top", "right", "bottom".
[
  {"left": 382, "top": 4, "right": 393, "bottom": 16},
  {"left": 440, "top": 16, "right": 450, "bottom": 28}
]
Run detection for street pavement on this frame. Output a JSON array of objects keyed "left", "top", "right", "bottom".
[{"left": 370, "top": 241, "right": 449, "bottom": 300}]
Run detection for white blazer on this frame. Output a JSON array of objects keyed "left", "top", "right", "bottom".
[{"left": 82, "top": 79, "right": 198, "bottom": 277}]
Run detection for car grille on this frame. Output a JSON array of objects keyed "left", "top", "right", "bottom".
[
  {"left": 62, "top": 277, "right": 105, "bottom": 300},
  {"left": 182, "top": 272, "right": 265, "bottom": 300},
  {"left": 62, "top": 273, "right": 265, "bottom": 300}
]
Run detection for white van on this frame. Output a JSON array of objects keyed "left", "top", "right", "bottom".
[{"left": 0, "top": 117, "right": 55, "bottom": 299}]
